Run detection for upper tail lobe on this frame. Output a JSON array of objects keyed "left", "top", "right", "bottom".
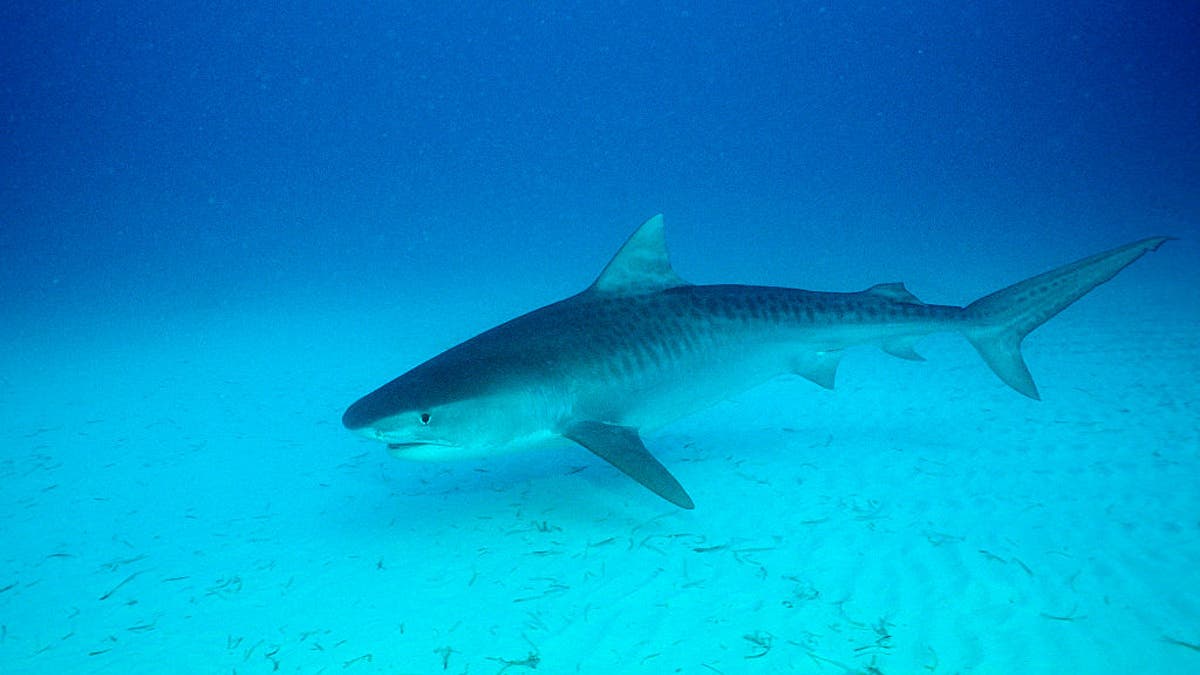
[{"left": 961, "top": 236, "right": 1172, "bottom": 399}]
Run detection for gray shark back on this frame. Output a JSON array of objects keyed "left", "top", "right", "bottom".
[{"left": 345, "top": 282, "right": 961, "bottom": 432}]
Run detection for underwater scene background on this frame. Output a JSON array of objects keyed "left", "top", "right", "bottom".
[{"left": 2, "top": 2, "right": 1198, "bottom": 673}]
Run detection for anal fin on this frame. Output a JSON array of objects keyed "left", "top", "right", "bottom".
[
  {"left": 882, "top": 336, "right": 926, "bottom": 361},
  {"left": 563, "top": 420, "right": 694, "bottom": 509}
]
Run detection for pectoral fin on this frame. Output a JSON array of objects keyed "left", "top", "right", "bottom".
[{"left": 563, "top": 420, "right": 695, "bottom": 509}]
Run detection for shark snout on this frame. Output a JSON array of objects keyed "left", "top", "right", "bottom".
[{"left": 341, "top": 395, "right": 381, "bottom": 431}]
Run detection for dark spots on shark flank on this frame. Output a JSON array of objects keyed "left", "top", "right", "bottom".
[
  {"left": 766, "top": 296, "right": 787, "bottom": 323},
  {"left": 631, "top": 343, "right": 652, "bottom": 373},
  {"left": 813, "top": 300, "right": 830, "bottom": 322},
  {"left": 742, "top": 296, "right": 759, "bottom": 320},
  {"left": 721, "top": 298, "right": 738, "bottom": 318},
  {"left": 722, "top": 295, "right": 742, "bottom": 318}
]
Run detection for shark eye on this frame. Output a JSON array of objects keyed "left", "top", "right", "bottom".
[{"left": 419, "top": 412, "right": 431, "bottom": 425}]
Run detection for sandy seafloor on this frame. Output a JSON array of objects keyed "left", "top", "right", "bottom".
[{"left": 2, "top": 244, "right": 1197, "bottom": 675}]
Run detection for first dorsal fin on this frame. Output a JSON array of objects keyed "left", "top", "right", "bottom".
[{"left": 587, "top": 214, "right": 691, "bottom": 295}]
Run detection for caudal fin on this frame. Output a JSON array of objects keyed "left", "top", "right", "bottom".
[{"left": 962, "top": 236, "right": 1172, "bottom": 399}]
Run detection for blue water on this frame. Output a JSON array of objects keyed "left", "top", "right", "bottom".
[{"left": 3, "top": 2, "right": 1198, "bottom": 673}]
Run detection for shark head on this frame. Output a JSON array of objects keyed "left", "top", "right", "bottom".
[
  {"left": 341, "top": 336, "right": 566, "bottom": 461},
  {"left": 340, "top": 214, "right": 703, "bottom": 508}
]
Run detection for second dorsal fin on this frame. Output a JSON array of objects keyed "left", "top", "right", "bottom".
[{"left": 866, "top": 282, "right": 925, "bottom": 305}]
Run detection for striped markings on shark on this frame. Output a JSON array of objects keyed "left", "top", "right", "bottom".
[{"left": 343, "top": 215, "right": 1171, "bottom": 509}]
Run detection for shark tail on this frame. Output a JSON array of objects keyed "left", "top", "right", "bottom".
[{"left": 961, "top": 236, "right": 1171, "bottom": 399}]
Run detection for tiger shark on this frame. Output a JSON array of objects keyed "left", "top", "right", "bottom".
[{"left": 343, "top": 215, "right": 1169, "bottom": 509}]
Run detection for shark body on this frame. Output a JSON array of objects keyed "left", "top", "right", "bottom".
[{"left": 343, "top": 215, "right": 1169, "bottom": 509}]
